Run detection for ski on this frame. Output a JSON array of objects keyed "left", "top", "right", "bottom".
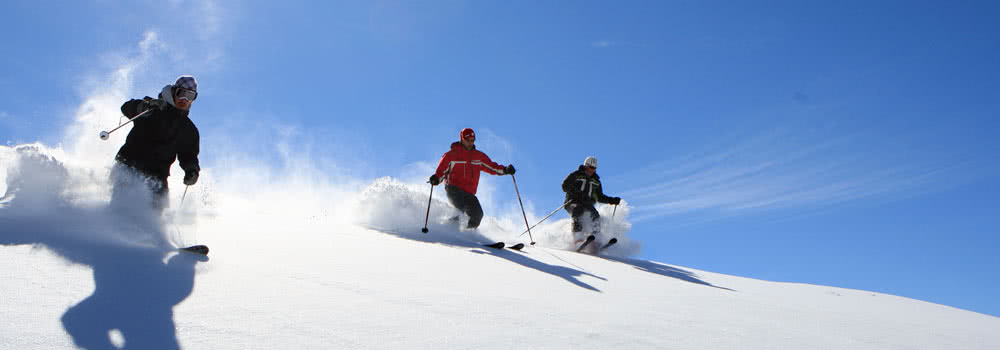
[
  {"left": 576, "top": 235, "right": 596, "bottom": 252},
  {"left": 598, "top": 238, "right": 618, "bottom": 252},
  {"left": 483, "top": 242, "right": 524, "bottom": 250},
  {"left": 179, "top": 245, "right": 209, "bottom": 255},
  {"left": 484, "top": 242, "right": 505, "bottom": 249}
]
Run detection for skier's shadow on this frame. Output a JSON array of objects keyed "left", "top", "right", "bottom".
[
  {"left": 365, "top": 226, "right": 605, "bottom": 292},
  {"left": 1, "top": 145, "right": 206, "bottom": 349},
  {"left": 60, "top": 248, "right": 207, "bottom": 350},
  {"left": 470, "top": 247, "right": 606, "bottom": 292},
  {"left": 1, "top": 211, "right": 206, "bottom": 350},
  {"left": 602, "top": 256, "right": 734, "bottom": 291}
]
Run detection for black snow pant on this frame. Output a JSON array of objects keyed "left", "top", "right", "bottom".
[
  {"left": 566, "top": 202, "right": 601, "bottom": 235},
  {"left": 445, "top": 185, "right": 484, "bottom": 229}
]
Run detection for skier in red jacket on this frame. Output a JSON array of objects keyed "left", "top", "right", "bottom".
[{"left": 429, "top": 128, "right": 515, "bottom": 229}]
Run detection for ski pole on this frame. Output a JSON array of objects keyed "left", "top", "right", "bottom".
[
  {"left": 612, "top": 204, "right": 617, "bottom": 221},
  {"left": 510, "top": 174, "right": 535, "bottom": 245},
  {"left": 170, "top": 185, "right": 191, "bottom": 248},
  {"left": 421, "top": 182, "right": 434, "bottom": 233},
  {"left": 180, "top": 185, "right": 190, "bottom": 208},
  {"left": 99, "top": 108, "right": 155, "bottom": 140},
  {"left": 517, "top": 199, "right": 571, "bottom": 238}
]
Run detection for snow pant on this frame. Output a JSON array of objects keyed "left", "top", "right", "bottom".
[
  {"left": 110, "top": 162, "right": 169, "bottom": 214},
  {"left": 445, "top": 184, "right": 484, "bottom": 229},
  {"left": 566, "top": 202, "right": 601, "bottom": 235}
]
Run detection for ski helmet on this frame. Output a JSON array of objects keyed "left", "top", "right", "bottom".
[
  {"left": 175, "top": 75, "right": 198, "bottom": 92},
  {"left": 460, "top": 128, "right": 476, "bottom": 141},
  {"left": 583, "top": 156, "right": 598, "bottom": 168}
]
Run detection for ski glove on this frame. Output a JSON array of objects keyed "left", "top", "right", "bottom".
[
  {"left": 183, "top": 171, "right": 199, "bottom": 186},
  {"left": 429, "top": 174, "right": 441, "bottom": 186},
  {"left": 139, "top": 97, "right": 166, "bottom": 113},
  {"left": 504, "top": 164, "right": 516, "bottom": 175},
  {"left": 609, "top": 197, "right": 621, "bottom": 205}
]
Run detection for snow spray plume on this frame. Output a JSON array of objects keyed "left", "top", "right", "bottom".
[
  {"left": 0, "top": 146, "right": 173, "bottom": 264},
  {"left": 352, "top": 176, "right": 639, "bottom": 256}
]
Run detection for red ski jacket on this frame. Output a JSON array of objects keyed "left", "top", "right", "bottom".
[{"left": 434, "top": 142, "right": 508, "bottom": 195}]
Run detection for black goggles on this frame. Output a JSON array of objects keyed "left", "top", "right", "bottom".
[{"left": 175, "top": 88, "right": 198, "bottom": 101}]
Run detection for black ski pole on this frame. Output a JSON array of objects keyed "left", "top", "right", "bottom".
[
  {"left": 517, "top": 199, "right": 571, "bottom": 237},
  {"left": 510, "top": 174, "right": 535, "bottom": 245},
  {"left": 421, "top": 183, "right": 434, "bottom": 233},
  {"left": 612, "top": 203, "right": 617, "bottom": 220}
]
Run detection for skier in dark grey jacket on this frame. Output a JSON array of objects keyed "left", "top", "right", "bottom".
[
  {"left": 562, "top": 156, "right": 621, "bottom": 236},
  {"left": 111, "top": 75, "right": 201, "bottom": 212}
]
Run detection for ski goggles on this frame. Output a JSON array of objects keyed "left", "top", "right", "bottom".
[{"left": 175, "top": 87, "right": 198, "bottom": 101}]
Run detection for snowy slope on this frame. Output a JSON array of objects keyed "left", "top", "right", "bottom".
[
  {"left": 2, "top": 137, "right": 999, "bottom": 349},
  {"left": 3, "top": 221, "right": 999, "bottom": 349}
]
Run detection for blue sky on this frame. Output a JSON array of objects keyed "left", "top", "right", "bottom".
[{"left": 2, "top": 1, "right": 998, "bottom": 316}]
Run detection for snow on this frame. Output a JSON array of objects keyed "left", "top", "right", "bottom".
[{"left": 2, "top": 143, "right": 998, "bottom": 350}]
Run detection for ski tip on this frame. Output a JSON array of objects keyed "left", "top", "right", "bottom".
[
  {"left": 608, "top": 238, "right": 618, "bottom": 244},
  {"left": 179, "top": 245, "right": 209, "bottom": 255},
  {"left": 509, "top": 243, "right": 525, "bottom": 250},
  {"left": 484, "top": 242, "right": 505, "bottom": 249},
  {"left": 585, "top": 235, "right": 596, "bottom": 241}
]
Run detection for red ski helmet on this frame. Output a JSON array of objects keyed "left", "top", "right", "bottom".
[{"left": 460, "top": 128, "right": 476, "bottom": 141}]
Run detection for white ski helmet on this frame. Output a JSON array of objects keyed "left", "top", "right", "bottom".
[
  {"left": 175, "top": 75, "right": 198, "bottom": 92},
  {"left": 583, "top": 156, "right": 598, "bottom": 168}
]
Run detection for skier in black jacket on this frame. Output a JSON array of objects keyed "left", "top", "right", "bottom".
[
  {"left": 562, "top": 156, "right": 621, "bottom": 236},
  {"left": 111, "top": 75, "right": 201, "bottom": 212}
]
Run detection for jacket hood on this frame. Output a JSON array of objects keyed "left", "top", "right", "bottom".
[{"left": 158, "top": 85, "right": 177, "bottom": 108}]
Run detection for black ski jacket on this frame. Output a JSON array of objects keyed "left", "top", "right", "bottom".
[
  {"left": 562, "top": 166, "right": 612, "bottom": 206},
  {"left": 115, "top": 85, "right": 200, "bottom": 181}
]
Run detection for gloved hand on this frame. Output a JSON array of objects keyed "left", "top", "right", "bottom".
[
  {"left": 504, "top": 164, "right": 516, "bottom": 175},
  {"left": 609, "top": 197, "right": 621, "bottom": 205},
  {"left": 429, "top": 174, "right": 441, "bottom": 186},
  {"left": 183, "top": 171, "right": 199, "bottom": 186},
  {"left": 140, "top": 97, "right": 166, "bottom": 113}
]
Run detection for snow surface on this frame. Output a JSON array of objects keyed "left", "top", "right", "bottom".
[{"left": 2, "top": 143, "right": 999, "bottom": 350}]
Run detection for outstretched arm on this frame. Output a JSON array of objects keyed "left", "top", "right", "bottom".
[
  {"left": 477, "top": 152, "right": 507, "bottom": 175},
  {"left": 594, "top": 182, "right": 620, "bottom": 205}
]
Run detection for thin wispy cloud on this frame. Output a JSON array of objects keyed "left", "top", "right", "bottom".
[{"left": 620, "top": 126, "right": 972, "bottom": 226}]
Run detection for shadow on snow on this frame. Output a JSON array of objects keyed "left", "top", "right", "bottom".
[
  {"left": 1, "top": 147, "right": 206, "bottom": 350},
  {"left": 603, "top": 256, "right": 735, "bottom": 291},
  {"left": 364, "top": 225, "right": 606, "bottom": 292},
  {"left": 1, "top": 221, "right": 207, "bottom": 350},
  {"left": 364, "top": 225, "right": 733, "bottom": 292}
]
